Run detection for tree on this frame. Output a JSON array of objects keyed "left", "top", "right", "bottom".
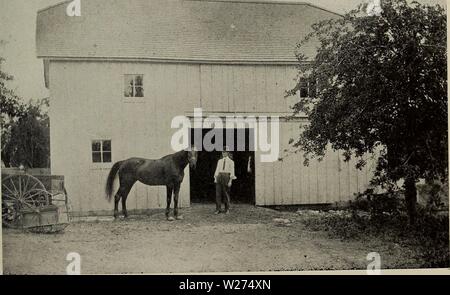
[
  {"left": 0, "top": 58, "right": 24, "bottom": 118},
  {"left": 4, "top": 99, "right": 50, "bottom": 168},
  {"left": 288, "top": 0, "right": 447, "bottom": 224},
  {"left": 1, "top": 56, "right": 25, "bottom": 166},
  {"left": 1, "top": 55, "right": 50, "bottom": 168}
]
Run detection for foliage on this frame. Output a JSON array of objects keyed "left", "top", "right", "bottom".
[
  {"left": 0, "top": 57, "right": 25, "bottom": 119},
  {"left": 412, "top": 206, "right": 449, "bottom": 267},
  {"left": 3, "top": 99, "right": 50, "bottom": 168},
  {"left": 0, "top": 56, "right": 50, "bottom": 168},
  {"left": 348, "top": 188, "right": 448, "bottom": 267},
  {"left": 302, "top": 205, "right": 449, "bottom": 268},
  {"left": 351, "top": 189, "right": 406, "bottom": 219},
  {"left": 417, "top": 178, "right": 449, "bottom": 212},
  {"left": 287, "top": 0, "right": 447, "bottom": 223},
  {"left": 1, "top": 57, "right": 24, "bottom": 165}
]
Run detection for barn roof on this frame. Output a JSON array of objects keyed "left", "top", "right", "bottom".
[{"left": 36, "top": 0, "right": 340, "bottom": 64}]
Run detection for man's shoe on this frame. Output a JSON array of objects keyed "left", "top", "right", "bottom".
[{"left": 214, "top": 210, "right": 221, "bottom": 215}]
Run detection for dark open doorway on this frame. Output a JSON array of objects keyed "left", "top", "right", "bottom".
[{"left": 189, "top": 128, "right": 256, "bottom": 205}]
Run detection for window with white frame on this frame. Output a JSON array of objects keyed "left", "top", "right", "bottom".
[
  {"left": 92, "top": 140, "right": 112, "bottom": 163},
  {"left": 299, "top": 77, "right": 317, "bottom": 98},
  {"left": 124, "top": 74, "right": 144, "bottom": 98}
]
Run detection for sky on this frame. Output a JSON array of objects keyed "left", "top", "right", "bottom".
[{"left": 0, "top": 0, "right": 447, "bottom": 102}]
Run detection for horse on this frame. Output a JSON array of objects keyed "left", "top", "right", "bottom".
[{"left": 105, "top": 149, "right": 198, "bottom": 221}]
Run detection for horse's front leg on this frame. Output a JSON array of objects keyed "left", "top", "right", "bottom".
[
  {"left": 122, "top": 196, "right": 128, "bottom": 218},
  {"left": 174, "top": 183, "right": 183, "bottom": 220},
  {"left": 166, "top": 185, "right": 174, "bottom": 221}
]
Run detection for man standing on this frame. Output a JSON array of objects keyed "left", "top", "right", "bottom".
[{"left": 214, "top": 148, "right": 236, "bottom": 214}]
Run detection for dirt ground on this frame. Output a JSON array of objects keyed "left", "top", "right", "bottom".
[{"left": 2, "top": 204, "right": 425, "bottom": 274}]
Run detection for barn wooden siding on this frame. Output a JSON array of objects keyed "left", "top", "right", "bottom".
[
  {"left": 254, "top": 121, "right": 376, "bottom": 206},
  {"left": 49, "top": 61, "right": 375, "bottom": 215}
]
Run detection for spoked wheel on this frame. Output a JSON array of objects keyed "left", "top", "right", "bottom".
[
  {"left": 2, "top": 174, "right": 50, "bottom": 227},
  {"left": 28, "top": 223, "right": 69, "bottom": 234}
]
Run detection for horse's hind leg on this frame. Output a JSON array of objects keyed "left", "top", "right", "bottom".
[
  {"left": 166, "top": 185, "right": 174, "bottom": 221},
  {"left": 115, "top": 179, "right": 135, "bottom": 219}
]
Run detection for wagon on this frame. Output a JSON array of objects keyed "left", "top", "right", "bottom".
[{"left": 2, "top": 169, "right": 70, "bottom": 233}]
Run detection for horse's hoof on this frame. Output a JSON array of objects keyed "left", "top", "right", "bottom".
[
  {"left": 167, "top": 217, "right": 175, "bottom": 222},
  {"left": 176, "top": 215, "right": 184, "bottom": 220}
]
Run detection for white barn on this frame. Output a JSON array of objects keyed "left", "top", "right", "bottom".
[{"left": 36, "top": 0, "right": 375, "bottom": 216}]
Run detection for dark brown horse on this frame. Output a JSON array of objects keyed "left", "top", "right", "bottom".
[{"left": 105, "top": 149, "right": 198, "bottom": 221}]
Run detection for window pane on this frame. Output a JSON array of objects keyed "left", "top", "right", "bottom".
[
  {"left": 92, "top": 141, "right": 101, "bottom": 152},
  {"left": 135, "top": 86, "right": 144, "bottom": 97},
  {"left": 103, "top": 140, "right": 111, "bottom": 152},
  {"left": 134, "top": 75, "right": 143, "bottom": 86},
  {"left": 300, "top": 87, "right": 309, "bottom": 98},
  {"left": 124, "top": 75, "right": 135, "bottom": 97},
  {"left": 124, "top": 86, "right": 133, "bottom": 97},
  {"left": 299, "top": 78, "right": 309, "bottom": 98},
  {"left": 309, "top": 80, "right": 317, "bottom": 97},
  {"left": 299, "top": 78, "right": 308, "bottom": 87},
  {"left": 124, "top": 75, "right": 134, "bottom": 86},
  {"left": 103, "top": 152, "right": 112, "bottom": 163},
  {"left": 92, "top": 152, "right": 102, "bottom": 163}
]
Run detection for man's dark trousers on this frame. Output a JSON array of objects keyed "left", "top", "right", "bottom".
[{"left": 216, "top": 172, "right": 231, "bottom": 212}]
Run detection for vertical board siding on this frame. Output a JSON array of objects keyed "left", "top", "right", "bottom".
[
  {"left": 51, "top": 61, "right": 375, "bottom": 215},
  {"left": 255, "top": 122, "right": 376, "bottom": 206}
]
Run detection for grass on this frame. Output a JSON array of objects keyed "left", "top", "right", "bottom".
[{"left": 300, "top": 209, "right": 449, "bottom": 268}]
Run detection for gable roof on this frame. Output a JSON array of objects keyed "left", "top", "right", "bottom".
[{"left": 36, "top": 0, "right": 340, "bottom": 63}]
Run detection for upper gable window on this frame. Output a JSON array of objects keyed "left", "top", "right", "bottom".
[
  {"left": 299, "top": 78, "right": 317, "bottom": 98},
  {"left": 124, "top": 74, "right": 144, "bottom": 98}
]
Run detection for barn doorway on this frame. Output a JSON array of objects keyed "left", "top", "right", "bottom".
[{"left": 189, "top": 128, "right": 256, "bottom": 205}]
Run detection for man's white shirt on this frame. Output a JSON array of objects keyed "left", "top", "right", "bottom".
[{"left": 214, "top": 156, "right": 237, "bottom": 183}]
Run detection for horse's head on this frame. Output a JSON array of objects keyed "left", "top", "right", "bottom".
[{"left": 187, "top": 147, "right": 198, "bottom": 169}]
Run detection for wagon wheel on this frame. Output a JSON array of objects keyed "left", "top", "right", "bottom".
[
  {"left": 28, "top": 223, "right": 69, "bottom": 234},
  {"left": 2, "top": 174, "right": 50, "bottom": 227}
]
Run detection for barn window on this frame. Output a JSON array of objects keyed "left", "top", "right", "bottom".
[
  {"left": 299, "top": 78, "right": 317, "bottom": 98},
  {"left": 92, "top": 140, "right": 112, "bottom": 163},
  {"left": 124, "top": 74, "right": 144, "bottom": 98}
]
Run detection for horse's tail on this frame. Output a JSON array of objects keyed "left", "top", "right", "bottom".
[{"left": 105, "top": 161, "right": 123, "bottom": 202}]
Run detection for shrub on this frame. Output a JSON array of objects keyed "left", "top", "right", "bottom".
[
  {"left": 350, "top": 189, "right": 405, "bottom": 220},
  {"left": 417, "top": 179, "right": 449, "bottom": 213},
  {"left": 303, "top": 188, "right": 449, "bottom": 268},
  {"left": 413, "top": 206, "right": 449, "bottom": 267}
]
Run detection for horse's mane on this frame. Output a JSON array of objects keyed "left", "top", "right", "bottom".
[{"left": 161, "top": 150, "right": 187, "bottom": 160}]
